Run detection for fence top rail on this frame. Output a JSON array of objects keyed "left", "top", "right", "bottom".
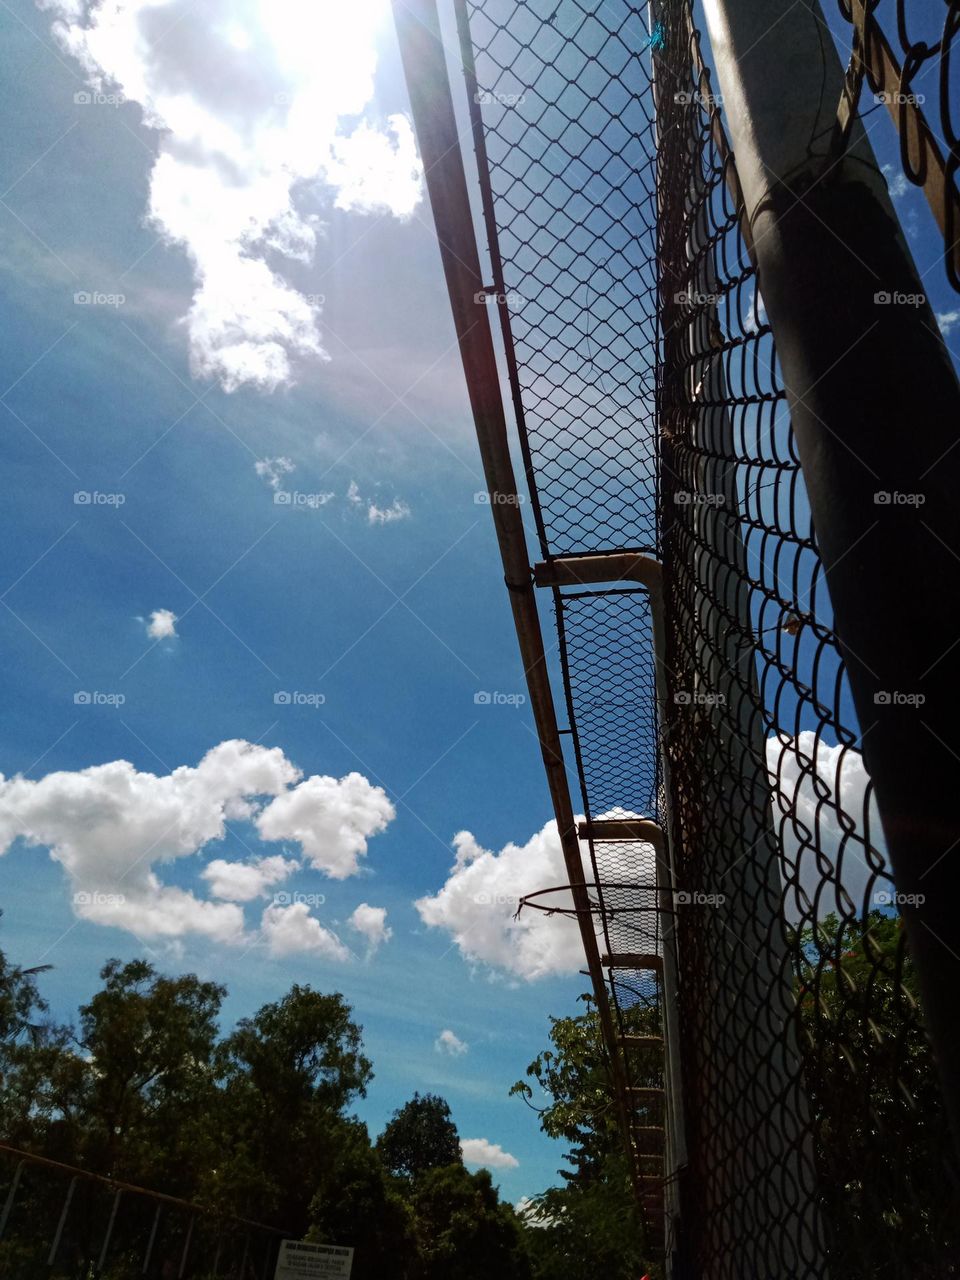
[{"left": 0, "top": 1141, "right": 290, "bottom": 1236}]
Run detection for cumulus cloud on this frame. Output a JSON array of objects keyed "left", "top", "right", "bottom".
[
  {"left": 146, "top": 608, "right": 178, "bottom": 639},
  {"left": 460, "top": 1138, "right": 518, "bottom": 1170},
  {"left": 415, "top": 820, "right": 591, "bottom": 981},
  {"left": 256, "top": 772, "right": 395, "bottom": 878},
  {"left": 0, "top": 740, "right": 394, "bottom": 943},
  {"left": 39, "top": 0, "right": 422, "bottom": 391},
  {"left": 202, "top": 853, "right": 298, "bottom": 902},
  {"left": 260, "top": 901, "right": 350, "bottom": 960},
  {"left": 255, "top": 456, "right": 295, "bottom": 490},
  {"left": 937, "top": 310, "right": 959, "bottom": 337},
  {"left": 348, "top": 902, "right": 392, "bottom": 954},
  {"left": 434, "top": 1028, "right": 468, "bottom": 1056}
]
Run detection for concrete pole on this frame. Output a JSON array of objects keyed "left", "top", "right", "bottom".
[{"left": 703, "top": 0, "right": 960, "bottom": 1151}]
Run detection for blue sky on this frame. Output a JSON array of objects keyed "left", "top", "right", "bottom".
[
  {"left": 0, "top": 0, "right": 957, "bottom": 1210},
  {"left": 0, "top": 0, "right": 598, "bottom": 1204}
]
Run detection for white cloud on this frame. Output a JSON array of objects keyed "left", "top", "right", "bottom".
[
  {"left": 260, "top": 901, "right": 349, "bottom": 960},
  {"left": 256, "top": 772, "right": 395, "bottom": 878},
  {"left": 767, "top": 732, "right": 885, "bottom": 918},
  {"left": 202, "top": 853, "right": 298, "bottom": 901},
  {"left": 937, "top": 310, "right": 959, "bottom": 337},
  {"left": 460, "top": 1138, "right": 518, "bottom": 1170},
  {"left": 146, "top": 608, "right": 178, "bottom": 639},
  {"left": 348, "top": 902, "right": 392, "bottom": 953},
  {"left": 435, "top": 1028, "right": 468, "bottom": 1056},
  {"left": 368, "top": 498, "right": 411, "bottom": 526},
  {"left": 39, "top": 0, "right": 423, "bottom": 391},
  {"left": 255, "top": 456, "right": 295, "bottom": 490},
  {"left": 0, "top": 741, "right": 394, "bottom": 942},
  {"left": 415, "top": 820, "right": 590, "bottom": 981}
]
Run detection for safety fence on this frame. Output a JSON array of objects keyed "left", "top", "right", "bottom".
[
  {"left": 394, "top": 0, "right": 960, "bottom": 1274},
  {"left": 0, "top": 1144, "right": 285, "bottom": 1279}
]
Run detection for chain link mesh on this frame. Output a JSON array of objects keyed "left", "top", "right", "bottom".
[
  {"left": 450, "top": 0, "right": 959, "bottom": 1272},
  {"left": 835, "top": 0, "right": 960, "bottom": 291}
]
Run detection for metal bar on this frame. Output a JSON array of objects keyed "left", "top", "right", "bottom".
[
  {"left": 602, "top": 954, "right": 664, "bottom": 971},
  {"left": 391, "top": 0, "right": 644, "bottom": 1212},
  {"left": 579, "top": 819, "right": 665, "bottom": 848},
  {"left": 98, "top": 1188, "right": 122, "bottom": 1272},
  {"left": 48, "top": 1175, "right": 76, "bottom": 1266},
  {"left": 143, "top": 1204, "right": 162, "bottom": 1274},
  {"left": 0, "top": 1160, "right": 23, "bottom": 1241},
  {"left": 534, "top": 552, "right": 662, "bottom": 590},
  {"left": 704, "top": 0, "right": 960, "bottom": 1151},
  {"left": 178, "top": 1215, "right": 195, "bottom": 1279}
]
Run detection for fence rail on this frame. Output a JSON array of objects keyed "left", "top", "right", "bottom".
[{"left": 0, "top": 1144, "right": 285, "bottom": 1279}]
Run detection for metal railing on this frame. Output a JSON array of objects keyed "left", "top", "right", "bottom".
[{"left": 0, "top": 1144, "right": 285, "bottom": 1279}]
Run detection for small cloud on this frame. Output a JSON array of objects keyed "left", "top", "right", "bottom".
[
  {"left": 882, "top": 164, "right": 909, "bottom": 200},
  {"left": 460, "top": 1138, "right": 518, "bottom": 1170},
  {"left": 146, "top": 608, "right": 178, "bottom": 640},
  {"left": 348, "top": 902, "right": 392, "bottom": 955},
  {"left": 347, "top": 480, "right": 362, "bottom": 505},
  {"left": 202, "top": 854, "right": 298, "bottom": 902},
  {"left": 255, "top": 456, "right": 295, "bottom": 490},
  {"left": 435, "top": 1028, "right": 468, "bottom": 1056},
  {"left": 368, "top": 498, "right": 410, "bottom": 525},
  {"left": 937, "top": 310, "right": 959, "bottom": 337},
  {"left": 260, "top": 901, "right": 349, "bottom": 960}
]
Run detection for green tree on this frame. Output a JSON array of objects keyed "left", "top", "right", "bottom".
[
  {"left": 412, "top": 1163, "right": 530, "bottom": 1280},
  {"left": 377, "top": 1092, "right": 462, "bottom": 1181},
  {"left": 511, "top": 997, "right": 657, "bottom": 1280},
  {"left": 213, "top": 985, "right": 372, "bottom": 1231},
  {"left": 794, "top": 909, "right": 960, "bottom": 1274},
  {"left": 308, "top": 1120, "right": 419, "bottom": 1280}
]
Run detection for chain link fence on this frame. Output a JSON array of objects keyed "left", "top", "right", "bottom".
[{"left": 440, "top": 0, "right": 960, "bottom": 1273}]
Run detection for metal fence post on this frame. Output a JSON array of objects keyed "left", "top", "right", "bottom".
[{"left": 702, "top": 0, "right": 960, "bottom": 1147}]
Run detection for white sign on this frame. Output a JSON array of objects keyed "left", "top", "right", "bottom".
[{"left": 274, "top": 1240, "right": 354, "bottom": 1279}]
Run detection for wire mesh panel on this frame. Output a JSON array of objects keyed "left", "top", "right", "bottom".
[{"left": 457, "top": 0, "right": 661, "bottom": 556}]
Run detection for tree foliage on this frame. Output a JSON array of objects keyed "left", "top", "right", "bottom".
[{"left": 377, "top": 1091, "right": 462, "bottom": 1181}]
